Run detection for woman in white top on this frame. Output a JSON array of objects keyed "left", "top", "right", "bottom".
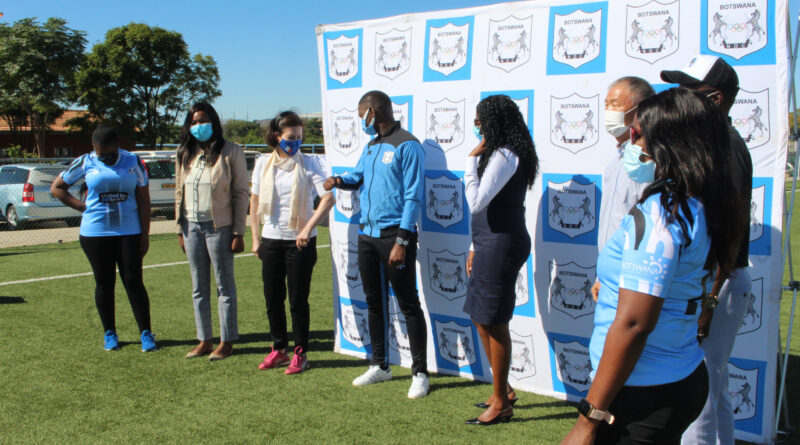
[
  {"left": 463, "top": 95, "right": 539, "bottom": 425},
  {"left": 250, "top": 111, "right": 335, "bottom": 375}
]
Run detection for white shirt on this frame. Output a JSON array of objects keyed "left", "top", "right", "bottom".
[
  {"left": 251, "top": 153, "right": 331, "bottom": 240},
  {"left": 597, "top": 143, "right": 649, "bottom": 252},
  {"left": 464, "top": 147, "right": 520, "bottom": 251},
  {"left": 464, "top": 147, "right": 519, "bottom": 214},
  {"left": 182, "top": 153, "right": 213, "bottom": 223}
]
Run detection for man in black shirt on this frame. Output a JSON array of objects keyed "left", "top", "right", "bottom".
[{"left": 661, "top": 55, "right": 753, "bottom": 445}]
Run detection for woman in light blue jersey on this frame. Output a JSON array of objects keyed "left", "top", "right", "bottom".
[
  {"left": 561, "top": 88, "right": 747, "bottom": 445},
  {"left": 51, "top": 126, "right": 157, "bottom": 352}
]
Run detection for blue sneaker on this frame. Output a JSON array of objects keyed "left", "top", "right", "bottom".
[
  {"left": 104, "top": 330, "right": 119, "bottom": 351},
  {"left": 140, "top": 330, "right": 157, "bottom": 352}
]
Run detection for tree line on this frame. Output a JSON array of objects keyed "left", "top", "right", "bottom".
[{"left": 0, "top": 17, "right": 317, "bottom": 157}]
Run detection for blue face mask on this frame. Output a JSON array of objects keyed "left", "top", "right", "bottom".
[
  {"left": 279, "top": 139, "right": 302, "bottom": 156},
  {"left": 472, "top": 125, "right": 482, "bottom": 141},
  {"left": 190, "top": 123, "right": 213, "bottom": 142},
  {"left": 360, "top": 110, "right": 377, "bottom": 136},
  {"left": 97, "top": 151, "right": 119, "bottom": 166},
  {"left": 622, "top": 141, "right": 656, "bottom": 184}
]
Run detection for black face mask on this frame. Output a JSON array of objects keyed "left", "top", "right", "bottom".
[{"left": 98, "top": 151, "right": 119, "bottom": 165}]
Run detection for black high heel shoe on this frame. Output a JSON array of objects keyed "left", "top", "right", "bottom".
[
  {"left": 465, "top": 406, "right": 514, "bottom": 425},
  {"left": 474, "top": 387, "right": 518, "bottom": 409},
  {"left": 473, "top": 396, "right": 518, "bottom": 409}
]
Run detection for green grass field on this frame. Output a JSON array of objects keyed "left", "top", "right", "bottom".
[{"left": 1, "top": 216, "right": 799, "bottom": 443}]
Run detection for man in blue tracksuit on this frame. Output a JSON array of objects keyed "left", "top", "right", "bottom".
[{"left": 324, "top": 90, "right": 429, "bottom": 399}]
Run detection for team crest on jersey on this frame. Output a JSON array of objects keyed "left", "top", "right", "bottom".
[
  {"left": 388, "top": 299, "right": 412, "bottom": 361},
  {"left": 727, "top": 362, "right": 759, "bottom": 420},
  {"left": 625, "top": 0, "right": 680, "bottom": 64},
  {"left": 487, "top": 16, "right": 533, "bottom": 72},
  {"left": 427, "top": 22, "right": 470, "bottom": 76},
  {"left": 391, "top": 97, "right": 412, "bottom": 132},
  {"left": 739, "top": 277, "right": 763, "bottom": 335},
  {"left": 375, "top": 28, "right": 411, "bottom": 80},
  {"left": 510, "top": 330, "right": 537, "bottom": 380},
  {"left": 750, "top": 184, "right": 765, "bottom": 243},
  {"left": 549, "top": 261, "right": 596, "bottom": 319},
  {"left": 425, "top": 98, "right": 466, "bottom": 152},
  {"left": 329, "top": 108, "right": 362, "bottom": 157},
  {"left": 550, "top": 94, "right": 600, "bottom": 153},
  {"left": 553, "top": 339, "right": 593, "bottom": 393},
  {"left": 335, "top": 241, "right": 362, "bottom": 292},
  {"left": 706, "top": 0, "right": 768, "bottom": 59},
  {"left": 327, "top": 34, "right": 360, "bottom": 84},
  {"left": 382, "top": 151, "right": 395, "bottom": 164},
  {"left": 336, "top": 189, "right": 360, "bottom": 220},
  {"left": 427, "top": 249, "right": 467, "bottom": 301},
  {"left": 547, "top": 179, "right": 597, "bottom": 238},
  {"left": 552, "top": 9, "right": 602, "bottom": 68},
  {"left": 434, "top": 319, "right": 477, "bottom": 369},
  {"left": 731, "top": 88, "right": 770, "bottom": 149},
  {"left": 339, "top": 299, "right": 370, "bottom": 350},
  {"left": 425, "top": 175, "right": 464, "bottom": 229}
]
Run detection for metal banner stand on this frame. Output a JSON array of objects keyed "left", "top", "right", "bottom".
[{"left": 775, "top": 10, "right": 800, "bottom": 443}]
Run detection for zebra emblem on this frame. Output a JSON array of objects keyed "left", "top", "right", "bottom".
[
  {"left": 731, "top": 88, "right": 770, "bottom": 150},
  {"left": 706, "top": 0, "right": 768, "bottom": 59},
  {"left": 374, "top": 28, "right": 411, "bottom": 80},
  {"left": 509, "top": 330, "right": 537, "bottom": 380},
  {"left": 549, "top": 260, "right": 597, "bottom": 319},
  {"left": 547, "top": 179, "right": 597, "bottom": 238},
  {"left": 553, "top": 339, "right": 592, "bottom": 393},
  {"left": 738, "top": 277, "right": 762, "bottom": 335},
  {"left": 727, "top": 362, "right": 759, "bottom": 420},
  {"left": 625, "top": 0, "right": 680, "bottom": 64},
  {"left": 552, "top": 8, "right": 603, "bottom": 68},
  {"left": 326, "top": 34, "right": 360, "bottom": 84},
  {"left": 328, "top": 108, "right": 363, "bottom": 157},
  {"left": 487, "top": 16, "right": 533, "bottom": 72},
  {"left": 550, "top": 94, "right": 600, "bottom": 154}
]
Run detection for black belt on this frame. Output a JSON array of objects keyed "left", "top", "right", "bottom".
[{"left": 360, "top": 224, "right": 400, "bottom": 237}]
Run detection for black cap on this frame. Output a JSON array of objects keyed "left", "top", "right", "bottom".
[{"left": 660, "top": 55, "right": 739, "bottom": 95}]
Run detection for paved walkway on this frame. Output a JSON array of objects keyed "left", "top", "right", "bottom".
[{"left": 0, "top": 218, "right": 177, "bottom": 248}]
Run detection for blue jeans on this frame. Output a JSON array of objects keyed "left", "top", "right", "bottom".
[{"left": 182, "top": 220, "right": 239, "bottom": 342}]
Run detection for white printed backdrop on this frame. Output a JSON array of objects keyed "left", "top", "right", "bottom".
[{"left": 317, "top": 1, "right": 788, "bottom": 442}]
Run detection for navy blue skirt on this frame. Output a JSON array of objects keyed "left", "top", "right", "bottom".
[{"left": 463, "top": 232, "right": 530, "bottom": 326}]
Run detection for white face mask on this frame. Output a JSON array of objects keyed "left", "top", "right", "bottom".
[{"left": 604, "top": 109, "right": 629, "bottom": 137}]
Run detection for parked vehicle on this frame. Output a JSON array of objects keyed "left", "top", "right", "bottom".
[
  {"left": 0, "top": 164, "right": 83, "bottom": 230},
  {"left": 134, "top": 151, "right": 177, "bottom": 219}
]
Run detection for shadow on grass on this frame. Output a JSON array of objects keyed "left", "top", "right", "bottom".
[
  {"left": 511, "top": 411, "right": 576, "bottom": 423},
  {"left": 0, "top": 250, "right": 37, "bottom": 257},
  {"left": 515, "top": 400, "right": 573, "bottom": 410},
  {"left": 0, "top": 296, "right": 25, "bottom": 304}
]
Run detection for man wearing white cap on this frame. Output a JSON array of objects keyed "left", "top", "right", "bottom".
[{"left": 661, "top": 55, "right": 754, "bottom": 445}]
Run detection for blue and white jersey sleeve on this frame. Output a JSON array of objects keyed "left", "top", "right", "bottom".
[
  {"left": 60, "top": 155, "right": 88, "bottom": 185},
  {"left": 464, "top": 148, "right": 519, "bottom": 214},
  {"left": 305, "top": 154, "right": 332, "bottom": 198},
  {"left": 617, "top": 196, "right": 684, "bottom": 298}
]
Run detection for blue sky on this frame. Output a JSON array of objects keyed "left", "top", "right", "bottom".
[{"left": 1, "top": 0, "right": 799, "bottom": 120}]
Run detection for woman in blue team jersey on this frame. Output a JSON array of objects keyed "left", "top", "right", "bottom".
[
  {"left": 51, "top": 126, "right": 157, "bottom": 352},
  {"left": 561, "top": 88, "right": 746, "bottom": 444}
]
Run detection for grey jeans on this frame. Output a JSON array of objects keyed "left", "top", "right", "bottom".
[
  {"left": 182, "top": 220, "right": 239, "bottom": 342},
  {"left": 681, "top": 267, "right": 751, "bottom": 445}
]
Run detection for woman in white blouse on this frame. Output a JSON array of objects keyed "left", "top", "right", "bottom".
[
  {"left": 250, "top": 111, "right": 335, "bottom": 375},
  {"left": 463, "top": 95, "right": 539, "bottom": 425}
]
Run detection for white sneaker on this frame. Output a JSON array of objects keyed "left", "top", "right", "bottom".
[
  {"left": 352, "top": 365, "right": 392, "bottom": 387},
  {"left": 407, "top": 372, "right": 430, "bottom": 399}
]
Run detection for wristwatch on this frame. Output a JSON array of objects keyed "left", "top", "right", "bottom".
[
  {"left": 395, "top": 237, "right": 409, "bottom": 247},
  {"left": 701, "top": 294, "right": 719, "bottom": 310},
  {"left": 577, "top": 398, "right": 615, "bottom": 424}
]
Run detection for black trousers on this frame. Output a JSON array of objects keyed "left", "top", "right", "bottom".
[
  {"left": 79, "top": 234, "right": 152, "bottom": 333},
  {"left": 258, "top": 237, "right": 317, "bottom": 352},
  {"left": 358, "top": 232, "right": 428, "bottom": 375},
  {"left": 596, "top": 362, "right": 709, "bottom": 444}
]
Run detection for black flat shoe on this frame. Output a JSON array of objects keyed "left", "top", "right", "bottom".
[
  {"left": 465, "top": 407, "right": 513, "bottom": 425},
  {"left": 473, "top": 396, "right": 518, "bottom": 409}
]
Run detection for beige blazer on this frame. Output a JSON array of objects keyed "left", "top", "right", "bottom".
[{"left": 175, "top": 140, "right": 249, "bottom": 235}]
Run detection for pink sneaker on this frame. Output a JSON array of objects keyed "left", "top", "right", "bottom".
[
  {"left": 258, "top": 346, "right": 290, "bottom": 370},
  {"left": 285, "top": 346, "right": 309, "bottom": 375}
]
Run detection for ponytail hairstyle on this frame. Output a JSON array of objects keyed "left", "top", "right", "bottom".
[
  {"left": 264, "top": 111, "right": 304, "bottom": 148},
  {"left": 636, "top": 87, "right": 744, "bottom": 277},
  {"left": 178, "top": 102, "right": 225, "bottom": 169}
]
